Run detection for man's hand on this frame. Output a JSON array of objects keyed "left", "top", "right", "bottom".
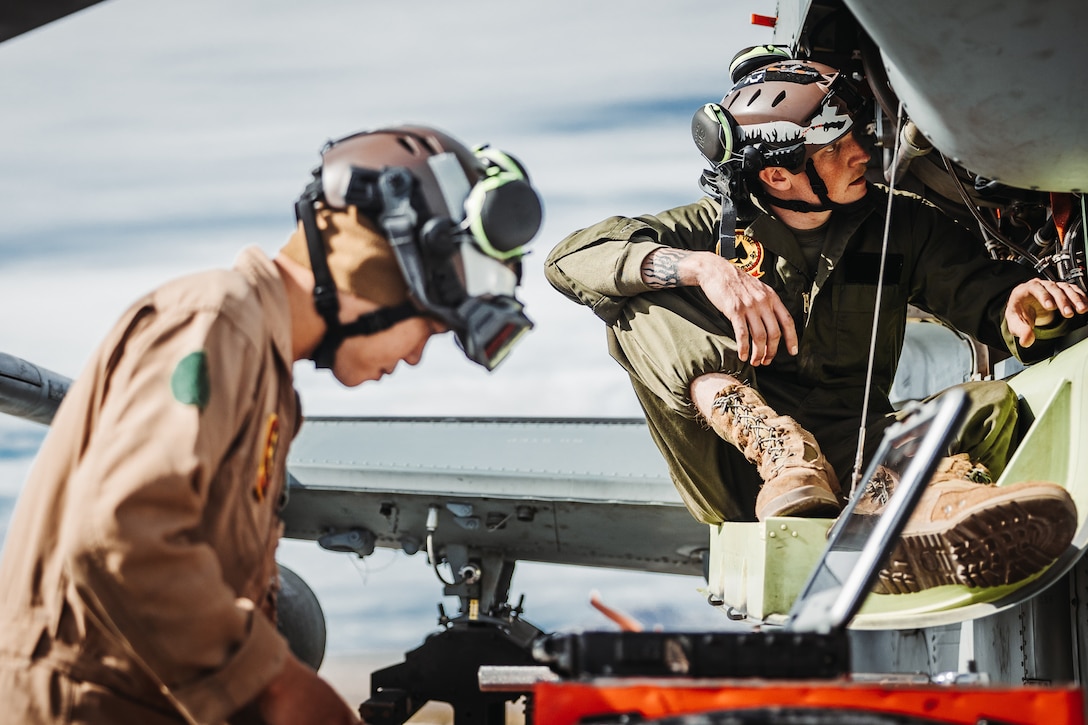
[
  {"left": 1005, "top": 278, "right": 1088, "bottom": 347},
  {"left": 642, "top": 248, "right": 798, "bottom": 366},
  {"left": 255, "top": 654, "right": 361, "bottom": 724}
]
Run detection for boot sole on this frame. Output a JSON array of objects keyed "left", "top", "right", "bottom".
[
  {"left": 873, "top": 493, "right": 1078, "bottom": 595},
  {"left": 757, "top": 485, "right": 841, "bottom": 520}
]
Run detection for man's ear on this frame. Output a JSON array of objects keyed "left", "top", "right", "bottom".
[{"left": 758, "top": 165, "right": 793, "bottom": 191}]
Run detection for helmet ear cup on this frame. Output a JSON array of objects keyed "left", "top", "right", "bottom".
[
  {"left": 465, "top": 147, "right": 543, "bottom": 257},
  {"left": 692, "top": 103, "right": 740, "bottom": 167}
]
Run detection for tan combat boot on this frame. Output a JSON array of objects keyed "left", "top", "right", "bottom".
[
  {"left": 707, "top": 383, "right": 842, "bottom": 520},
  {"left": 855, "top": 453, "right": 992, "bottom": 516},
  {"left": 860, "top": 454, "right": 1079, "bottom": 594}
]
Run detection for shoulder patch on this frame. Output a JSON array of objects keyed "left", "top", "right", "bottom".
[{"left": 171, "top": 351, "right": 210, "bottom": 409}]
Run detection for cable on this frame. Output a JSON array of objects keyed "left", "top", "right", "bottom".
[
  {"left": 937, "top": 153, "right": 1049, "bottom": 275},
  {"left": 850, "top": 100, "right": 905, "bottom": 496},
  {"left": 425, "top": 505, "right": 456, "bottom": 586}
]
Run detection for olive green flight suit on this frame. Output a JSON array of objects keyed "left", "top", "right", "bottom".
[{"left": 546, "top": 188, "right": 1067, "bottom": 524}]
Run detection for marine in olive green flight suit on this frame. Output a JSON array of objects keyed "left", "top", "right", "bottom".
[{"left": 546, "top": 188, "right": 1069, "bottom": 524}]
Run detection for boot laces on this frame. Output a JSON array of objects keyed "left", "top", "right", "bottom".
[
  {"left": 712, "top": 390, "right": 788, "bottom": 474},
  {"left": 965, "top": 464, "right": 992, "bottom": 484},
  {"left": 864, "top": 467, "right": 896, "bottom": 507}
]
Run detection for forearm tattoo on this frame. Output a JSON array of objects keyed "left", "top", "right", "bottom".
[{"left": 642, "top": 248, "right": 687, "bottom": 289}]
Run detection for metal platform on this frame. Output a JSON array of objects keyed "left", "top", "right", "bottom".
[{"left": 707, "top": 334, "right": 1088, "bottom": 630}]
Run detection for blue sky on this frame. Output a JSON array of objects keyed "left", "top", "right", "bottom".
[{"left": 0, "top": 0, "right": 775, "bottom": 653}]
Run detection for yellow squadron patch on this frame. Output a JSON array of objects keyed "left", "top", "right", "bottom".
[
  {"left": 255, "top": 412, "right": 280, "bottom": 502},
  {"left": 728, "top": 232, "right": 766, "bottom": 278}
]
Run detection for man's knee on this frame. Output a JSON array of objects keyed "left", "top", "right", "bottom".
[
  {"left": 689, "top": 372, "right": 746, "bottom": 420},
  {"left": 947, "top": 379, "right": 1020, "bottom": 477},
  {"left": 609, "top": 298, "right": 750, "bottom": 415},
  {"left": 974, "top": 378, "right": 1017, "bottom": 406},
  {"left": 958, "top": 379, "right": 1019, "bottom": 427}
]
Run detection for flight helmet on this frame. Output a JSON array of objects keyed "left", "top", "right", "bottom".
[
  {"left": 295, "top": 125, "right": 543, "bottom": 371},
  {"left": 693, "top": 59, "right": 862, "bottom": 178},
  {"left": 691, "top": 56, "right": 866, "bottom": 254}
]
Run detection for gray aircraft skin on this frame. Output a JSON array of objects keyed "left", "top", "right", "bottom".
[
  {"left": 3, "top": 0, "right": 1088, "bottom": 721},
  {"left": 762, "top": 0, "right": 1088, "bottom": 695}
]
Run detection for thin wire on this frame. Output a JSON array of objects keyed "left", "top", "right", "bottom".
[
  {"left": 346, "top": 547, "right": 402, "bottom": 587},
  {"left": 1064, "top": 192, "right": 1088, "bottom": 293},
  {"left": 349, "top": 551, "right": 371, "bottom": 586},
  {"left": 850, "top": 100, "right": 906, "bottom": 496},
  {"left": 427, "top": 532, "right": 456, "bottom": 586}
]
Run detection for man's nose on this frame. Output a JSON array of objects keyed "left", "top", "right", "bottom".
[
  {"left": 848, "top": 133, "right": 871, "bottom": 164},
  {"left": 405, "top": 339, "right": 429, "bottom": 367}
]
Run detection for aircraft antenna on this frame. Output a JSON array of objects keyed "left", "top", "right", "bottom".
[{"left": 849, "top": 100, "right": 907, "bottom": 496}]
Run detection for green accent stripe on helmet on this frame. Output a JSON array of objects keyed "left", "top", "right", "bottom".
[
  {"left": 466, "top": 145, "right": 534, "bottom": 261},
  {"left": 466, "top": 173, "right": 527, "bottom": 261}
]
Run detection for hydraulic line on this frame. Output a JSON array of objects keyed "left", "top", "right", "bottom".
[{"left": 938, "top": 153, "right": 1049, "bottom": 275}]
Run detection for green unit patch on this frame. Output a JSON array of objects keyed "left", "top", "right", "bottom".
[{"left": 171, "top": 351, "right": 210, "bottom": 409}]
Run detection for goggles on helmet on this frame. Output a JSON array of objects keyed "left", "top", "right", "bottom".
[
  {"left": 697, "top": 64, "right": 866, "bottom": 175},
  {"left": 737, "top": 92, "right": 857, "bottom": 172}
]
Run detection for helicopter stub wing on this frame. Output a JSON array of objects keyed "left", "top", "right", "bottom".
[{"left": 282, "top": 417, "right": 708, "bottom": 577}]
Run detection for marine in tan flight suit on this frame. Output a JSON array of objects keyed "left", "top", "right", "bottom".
[{"left": 0, "top": 125, "right": 542, "bottom": 724}]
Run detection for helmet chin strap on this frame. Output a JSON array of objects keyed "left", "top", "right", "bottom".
[
  {"left": 309, "top": 302, "right": 419, "bottom": 370},
  {"left": 757, "top": 158, "right": 862, "bottom": 215},
  {"left": 294, "top": 178, "right": 421, "bottom": 370}
]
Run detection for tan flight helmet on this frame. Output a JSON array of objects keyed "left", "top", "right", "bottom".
[
  {"left": 693, "top": 58, "right": 860, "bottom": 176},
  {"left": 690, "top": 53, "right": 867, "bottom": 256},
  {"left": 288, "top": 125, "right": 543, "bottom": 370},
  {"left": 321, "top": 126, "right": 540, "bottom": 258}
]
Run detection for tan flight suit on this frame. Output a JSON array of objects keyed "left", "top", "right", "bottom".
[
  {"left": 546, "top": 188, "right": 1073, "bottom": 524},
  {"left": 0, "top": 247, "right": 300, "bottom": 724}
]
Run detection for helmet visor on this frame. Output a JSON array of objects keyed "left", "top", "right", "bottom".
[{"left": 737, "top": 75, "right": 862, "bottom": 172}]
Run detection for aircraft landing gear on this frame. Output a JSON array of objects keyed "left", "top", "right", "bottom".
[
  {"left": 360, "top": 542, "right": 545, "bottom": 725},
  {"left": 361, "top": 612, "right": 544, "bottom": 725}
]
